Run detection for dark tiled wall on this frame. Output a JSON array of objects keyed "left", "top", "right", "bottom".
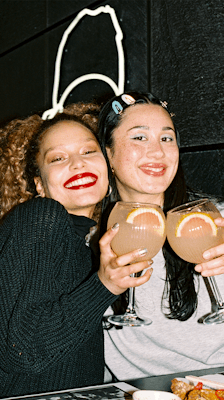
[
  {"left": 0, "top": 0, "right": 148, "bottom": 124},
  {"left": 0, "top": 0, "right": 223, "bottom": 197},
  {"left": 180, "top": 149, "right": 224, "bottom": 198},
  {"left": 149, "top": 0, "right": 224, "bottom": 198}
]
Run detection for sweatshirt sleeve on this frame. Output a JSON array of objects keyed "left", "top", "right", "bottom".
[{"left": 0, "top": 198, "right": 117, "bottom": 374}]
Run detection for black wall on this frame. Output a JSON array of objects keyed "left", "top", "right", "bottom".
[
  {"left": 150, "top": 0, "right": 224, "bottom": 197},
  {"left": 1, "top": 0, "right": 224, "bottom": 197},
  {"left": 0, "top": 0, "right": 149, "bottom": 122}
]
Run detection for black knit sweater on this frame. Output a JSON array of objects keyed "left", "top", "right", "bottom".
[{"left": 0, "top": 198, "right": 117, "bottom": 398}]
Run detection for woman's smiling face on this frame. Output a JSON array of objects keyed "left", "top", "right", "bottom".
[
  {"left": 34, "top": 120, "right": 108, "bottom": 217},
  {"left": 106, "top": 103, "right": 179, "bottom": 206}
]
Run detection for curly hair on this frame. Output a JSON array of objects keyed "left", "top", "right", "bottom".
[{"left": 0, "top": 102, "right": 101, "bottom": 221}]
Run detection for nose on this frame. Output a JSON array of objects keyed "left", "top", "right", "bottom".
[
  {"left": 69, "top": 154, "right": 85, "bottom": 170},
  {"left": 146, "top": 139, "right": 164, "bottom": 158}
]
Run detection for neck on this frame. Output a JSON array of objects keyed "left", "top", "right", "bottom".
[{"left": 67, "top": 205, "right": 95, "bottom": 219}]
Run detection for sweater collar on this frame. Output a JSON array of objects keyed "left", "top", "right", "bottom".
[{"left": 69, "top": 214, "right": 97, "bottom": 243}]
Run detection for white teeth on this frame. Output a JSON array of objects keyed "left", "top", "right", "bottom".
[
  {"left": 66, "top": 176, "right": 95, "bottom": 188},
  {"left": 144, "top": 167, "right": 163, "bottom": 172}
]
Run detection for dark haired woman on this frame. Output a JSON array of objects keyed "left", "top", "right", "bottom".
[
  {"left": 98, "top": 92, "right": 224, "bottom": 382},
  {"left": 0, "top": 102, "right": 151, "bottom": 397}
]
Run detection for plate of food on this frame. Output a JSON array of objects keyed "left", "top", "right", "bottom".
[
  {"left": 133, "top": 390, "right": 181, "bottom": 400},
  {"left": 171, "top": 375, "right": 224, "bottom": 400}
]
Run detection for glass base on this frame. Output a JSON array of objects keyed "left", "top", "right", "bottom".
[
  {"left": 107, "top": 313, "right": 152, "bottom": 327},
  {"left": 203, "top": 309, "right": 224, "bottom": 325}
]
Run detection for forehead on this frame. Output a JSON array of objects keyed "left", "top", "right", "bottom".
[
  {"left": 118, "top": 103, "right": 174, "bottom": 128},
  {"left": 42, "top": 120, "right": 96, "bottom": 146}
]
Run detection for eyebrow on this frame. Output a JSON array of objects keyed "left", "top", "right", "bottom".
[
  {"left": 127, "top": 125, "right": 175, "bottom": 133},
  {"left": 43, "top": 138, "right": 98, "bottom": 158}
]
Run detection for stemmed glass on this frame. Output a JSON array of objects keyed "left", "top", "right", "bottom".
[
  {"left": 107, "top": 201, "right": 166, "bottom": 326},
  {"left": 166, "top": 198, "right": 224, "bottom": 325}
]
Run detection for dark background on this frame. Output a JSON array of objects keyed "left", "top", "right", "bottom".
[{"left": 1, "top": 0, "right": 224, "bottom": 197}]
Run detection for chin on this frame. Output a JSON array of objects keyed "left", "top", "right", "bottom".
[{"left": 74, "top": 197, "right": 102, "bottom": 209}]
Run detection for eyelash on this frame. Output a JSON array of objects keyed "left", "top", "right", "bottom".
[
  {"left": 132, "top": 135, "right": 147, "bottom": 141},
  {"left": 131, "top": 135, "right": 174, "bottom": 142},
  {"left": 50, "top": 156, "right": 64, "bottom": 163},
  {"left": 83, "top": 150, "right": 96, "bottom": 155},
  {"left": 50, "top": 149, "right": 97, "bottom": 162},
  {"left": 161, "top": 136, "right": 174, "bottom": 142}
]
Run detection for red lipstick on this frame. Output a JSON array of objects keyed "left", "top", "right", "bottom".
[
  {"left": 140, "top": 163, "right": 166, "bottom": 177},
  {"left": 63, "top": 172, "right": 98, "bottom": 190}
]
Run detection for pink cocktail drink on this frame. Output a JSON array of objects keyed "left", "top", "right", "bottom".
[
  {"left": 107, "top": 202, "right": 166, "bottom": 261},
  {"left": 167, "top": 200, "right": 224, "bottom": 264}
]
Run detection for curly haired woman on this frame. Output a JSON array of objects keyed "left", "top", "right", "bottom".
[{"left": 0, "top": 102, "right": 152, "bottom": 398}]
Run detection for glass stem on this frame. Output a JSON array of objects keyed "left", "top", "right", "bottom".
[
  {"left": 126, "top": 273, "right": 136, "bottom": 314},
  {"left": 208, "top": 276, "right": 224, "bottom": 308}
]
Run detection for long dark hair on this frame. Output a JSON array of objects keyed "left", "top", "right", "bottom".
[{"left": 98, "top": 91, "right": 199, "bottom": 321}]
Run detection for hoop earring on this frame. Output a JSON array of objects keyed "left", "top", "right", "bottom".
[{"left": 106, "top": 185, "right": 112, "bottom": 197}]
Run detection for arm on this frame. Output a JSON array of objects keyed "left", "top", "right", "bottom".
[{"left": 0, "top": 199, "right": 116, "bottom": 374}]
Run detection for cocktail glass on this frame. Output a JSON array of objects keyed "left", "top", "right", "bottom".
[
  {"left": 166, "top": 198, "right": 224, "bottom": 325},
  {"left": 107, "top": 201, "right": 166, "bottom": 326}
]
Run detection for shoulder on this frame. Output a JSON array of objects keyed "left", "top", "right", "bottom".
[
  {"left": 0, "top": 198, "right": 71, "bottom": 248},
  {"left": 5, "top": 197, "right": 68, "bottom": 223},
  {"left": 19, "top": 196, "right": 66, "bottom": 214},
  {"left": 215, "top": 200, "right": 224, "bottom": 217}
]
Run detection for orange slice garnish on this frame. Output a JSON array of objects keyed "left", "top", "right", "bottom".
[
  {"left": 126, "top": 207, "right": 165, "bottom": 236},
  {"left": 175, "top": 212, "right": 217, "bottom": 237}
]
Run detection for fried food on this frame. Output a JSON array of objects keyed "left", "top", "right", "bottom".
[
  {"left": 171, "top": 379, "right": 224, "bottom": 400},
  {"left": 171, "top": 378, "right": 195, "bottom": 399},
  {"left": 188, "top": 389, "right": 218, "bottom": 400}
]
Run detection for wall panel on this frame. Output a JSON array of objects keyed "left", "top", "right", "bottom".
[
  {"left": 0, "top": 0, "right": 223, "bottom": 198},
  {"left": 150, "top": 0, "right": 224, "bottom": 147},
  {"left": 180, "top": 149, "right": 224, "bottom": 197},
  {"left": 0, "top": 0, "right": 148, "bottom": 124}
]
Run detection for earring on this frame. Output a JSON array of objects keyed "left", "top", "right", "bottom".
[
  {"left": 111, "top": 167, "right": 115, "bottom": 176},
  {"left": 35, "top": 194, "right": 42, "bottom": 198},
  {"left": 106, "top": 185, "right": 112, "bottom": 197}
]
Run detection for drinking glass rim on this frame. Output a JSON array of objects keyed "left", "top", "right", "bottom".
[
  {"left": 167, "top": 198, "right": 210, "bottom": 214},
  {"left": 115, "top": 201, "right": 162, "bottom": 209}
]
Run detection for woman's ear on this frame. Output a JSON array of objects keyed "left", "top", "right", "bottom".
[
  {"left": 34, "top": 177, "right": 46, "bottom": 197},
  {"left": 106, "top": 147, "right": 115, "bottom": 176},
  {"left": 106, "top": 146, "right": 113, "bottom": 169}
]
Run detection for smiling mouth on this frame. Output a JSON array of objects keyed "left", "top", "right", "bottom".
[
  {"left": 64, "top": 173, "right": 98, "bottom": 190},
  {"left": 140, "top": 164, "right": 166, "bottom": 176}
]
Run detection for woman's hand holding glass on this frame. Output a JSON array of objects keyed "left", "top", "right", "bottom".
[
  {"left": 99, "top": 201, "right": 166, "bottom": 326},
  {"left": 167, "top": 199, "right": 224, "bottom": 324},
  {"left": 195, "top": 216, "right": 224, "bottom": 277},
  {"left": 98, "top": 224, "right": 153, "bottom": 296}
]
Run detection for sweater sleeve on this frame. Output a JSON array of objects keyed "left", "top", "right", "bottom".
[{"left": 0, "top": 198, "right": 117, "bottom": 374}]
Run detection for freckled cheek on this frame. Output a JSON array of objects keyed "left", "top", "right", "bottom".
[
  {"left": 119, "top": 147, "right": 140, "bottom": 166},
  {"left": 170, "top": 154, "right": 179, "bottom": 179},
  {"left": 167, "top": 149, "right": 179, "bottom": 165}
]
